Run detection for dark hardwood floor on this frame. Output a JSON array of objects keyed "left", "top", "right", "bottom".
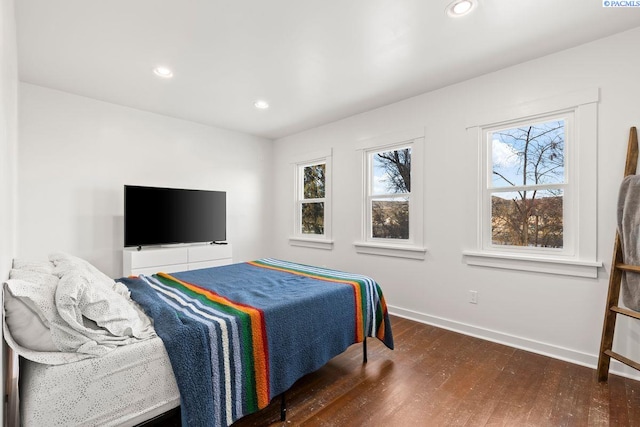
[{"left": 230, "top": 315, "right": 640, "bottom": 426}]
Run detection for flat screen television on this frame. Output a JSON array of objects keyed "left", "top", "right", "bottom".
[{"left": 124, "top": 185, "right": 226, "bottom": 248}]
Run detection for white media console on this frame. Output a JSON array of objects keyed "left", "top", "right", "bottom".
[{"left": 123, "top": 244, "right": 233, "bottom": 276}]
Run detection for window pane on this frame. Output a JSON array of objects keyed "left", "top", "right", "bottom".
[
  {"left": 372, "top": 148, "right": 411, "bottom": 195},
  {"left": 301, "top": 202, "right": 324, "bottom": 234},
  {"left": 491, "top": 190, "right": 563, "bottom": 248},
  {"left": 491, "top": 120, "right": 565, "bottom": 188},
  {"left": 371, "top": 197, "right": 409, "bottom": 239},
  {"left": 303, "top": 164, "right": 325, "bottom": 199}
]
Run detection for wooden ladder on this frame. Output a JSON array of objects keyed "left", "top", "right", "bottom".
[{"left": 597, "top": 126, "right": 640, "bottom": 382}]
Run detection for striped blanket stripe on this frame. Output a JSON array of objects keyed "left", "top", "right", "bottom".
[{"left": 140, "top": 272, "right": 270, "bottom": 426}]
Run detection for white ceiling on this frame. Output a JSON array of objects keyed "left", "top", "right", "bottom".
[{"left": 16, "top": 1, "right": 640, "bottom": 139}]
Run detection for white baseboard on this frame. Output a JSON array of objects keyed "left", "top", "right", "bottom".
[{"left": 388, "top": 304, "right": 640, "bottom": 381}]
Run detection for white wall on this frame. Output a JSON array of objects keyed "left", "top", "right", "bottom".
[
  {"left": 271, "top": 27, "right": 640, "bottom": 377},
  {"left": 1, "top": 0, "right": 18, "bottom": 423},
  {"left": 18, "top": 83, "right": 273, "bottom": 278},
  {"left": 0, "top": 0, "right": 17, "bottom": 281}
]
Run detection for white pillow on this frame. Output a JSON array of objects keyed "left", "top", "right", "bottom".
[
  {"left": 2, "top": 313, "right": 93, "bottom": 365},
  {"left": 12, "top": 259, "right": 54, "bottom": 274},
  {"left": 9, "top": 268, "right": 58, "bottom": 287},
  {"left": 8, "top": 264, "right": 59, "bottom": 327},
  {"left": 3, "top": 286, "right": 57, "bottom": 352},
  {"left": 3, "top": 278, "right": 96, "bottom": 363},
  {"left": 6, "top": 271, "right": 59, "bottom": 326}
]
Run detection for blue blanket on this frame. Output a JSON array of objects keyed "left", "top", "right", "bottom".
[{"left": 122, "top": 258, "right": 394, "bottom": 426}]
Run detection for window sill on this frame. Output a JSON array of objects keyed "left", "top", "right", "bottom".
[
  {"left": 289, "top": 237, "right": 334, "bottom": 250},
  {"left": 462, "top": 250, "right": 602, "bottom": 278},
  {"left": 354, "top": 241, "right": 426, "bottom": 260}
]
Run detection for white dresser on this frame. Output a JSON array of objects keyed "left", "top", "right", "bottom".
[{"left": 123, "top": 244, "right": 232, "bottom": 276}]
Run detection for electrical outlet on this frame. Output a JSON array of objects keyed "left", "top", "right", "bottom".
[{"left": 469, "top": 290, "right": 478, "bottom": 304}]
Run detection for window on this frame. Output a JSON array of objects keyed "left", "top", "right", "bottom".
[
  {"left": 290, "top": 150, "right": 333, "bottom": 250},
  {"left": 463, "top": 88, "right": 602, "bottom": 277},
  {"left": 487, "top": 116, "right": 568, "bottom": 252},
  {"left": 355, "top": 129, "right": 426, "bottom": 259},
  {"left": 299, "top": 162, "right": 326, "bottom": 235},
  {"left": 369, "top": 146, "right": 411, "bottom": 240}
]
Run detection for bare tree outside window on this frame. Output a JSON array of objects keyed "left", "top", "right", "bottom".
[
  {"left": 490, "top": 120, "right": 565, "bottom": 248},
  {"left": 371, "top": 148, "right": 411, "bottom": 239},
  {"left": 376, "top": 149, "right": 411, "bottom": 193}
]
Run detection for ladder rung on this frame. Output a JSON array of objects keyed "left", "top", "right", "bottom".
[
  {"left": 604, "top": 349, "right": 640, "bottom": 372},
  {"left": 616, "top": 263, "right": 640, "bottom": 273},
  {"left": 610, "top": 305, "right": 640, "bottom": 320}
]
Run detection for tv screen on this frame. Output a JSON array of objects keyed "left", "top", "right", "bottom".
[{"left": 124, "top": 185, "right": 226, "bottom": 247}]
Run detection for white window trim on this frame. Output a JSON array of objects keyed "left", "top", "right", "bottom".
[
  {"left": 289, "top": 149, "right": 333, "bottom": 250},
  {"left": 462, "top": 88, "right": 602, "bottom": 277},
  {"left": 354, "top": 128, "right": 426, "bottom": 260}
]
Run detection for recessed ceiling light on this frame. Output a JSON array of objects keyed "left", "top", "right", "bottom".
[
  {"left": 254, "top": 100, "right": 269, "bottom": 109},
  {"left": 446, "top": 0, "right": 476, "bottom": 17},
  {"left": 153, "top": 66, "right": 173, "bottom": 78}
]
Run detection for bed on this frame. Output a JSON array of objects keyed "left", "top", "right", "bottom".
[{"left": 3, "top": 255, "right": 393, "bottom": 426}]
